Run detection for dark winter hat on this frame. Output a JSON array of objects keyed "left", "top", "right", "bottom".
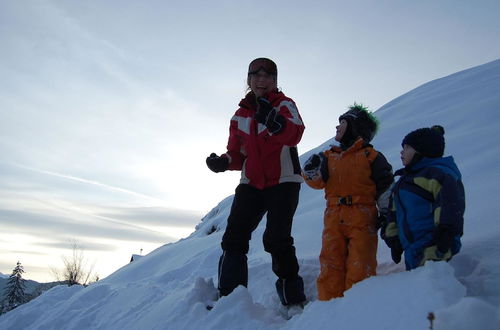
[
  {"left": 339, "top": 103, "right": 379, "bottom": 142},
  {"left": 402, "top": 125, "right": 445, "bottom": 158},
  {"left": 248, "top": 58, "right": 278, "bottom": 77}
]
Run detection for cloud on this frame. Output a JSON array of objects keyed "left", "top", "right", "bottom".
[
  {"left": 0, "top": 161, "right": 203, "bottom": 228},
  {"left": 34, "top": 240, "right": 117, "bottom": 253},
  {"left": 99, "top": 206, "right": 202, "bottom": 227},
  {"left": 0, "top": 208, "right": 170, "bottom": 243},
  {"left": 3, "top": 162, "right": 166, "bottom": 204},
  {"left": 0, "top": 160, "right": 204, "bottom": 281}
]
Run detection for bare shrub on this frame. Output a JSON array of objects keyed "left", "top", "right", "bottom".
[{"left": 52, "top": 240, "right": 97, "bottom": 286}]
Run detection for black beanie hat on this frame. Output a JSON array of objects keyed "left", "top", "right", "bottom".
[
  {"left": 402, "top": 125, "right": 445, "bottom": 158},
  {"left": 339, "top": 103, "right": 379, "bottom": 143}
]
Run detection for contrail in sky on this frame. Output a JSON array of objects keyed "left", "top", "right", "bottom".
[{"left": 4, "top": 161, "right": 166, "bottom": 204}]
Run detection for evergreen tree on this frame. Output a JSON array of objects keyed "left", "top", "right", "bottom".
[{"left": 2, "top": 261, "right": 27, "bottom": 312}]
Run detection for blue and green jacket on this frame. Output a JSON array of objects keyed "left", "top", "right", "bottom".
[{"left": 385, "top": 156, "right": 465, "bottom": 270}]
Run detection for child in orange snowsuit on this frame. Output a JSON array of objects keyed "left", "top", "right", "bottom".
[{"left": 303, "top": 104, "right": 393, "bottom": 300}]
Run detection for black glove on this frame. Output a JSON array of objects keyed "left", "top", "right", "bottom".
[
  {"left": 256, "top": 98, "right": 286, "bottom": 134},
  {"left": 303, "top": 154, "right": 321, "bottom": 180},
  {"left": 206, "top": 153, "right": 229, "bottom": 173},
  {"left": 303, "top": 153, "right": 329, "bottom": 181},
  {"left": 385, "top": 236, "right": 403, "bottom": 264},
  {"left": 304, "top": 154, "right": 321, "bottom": 172},
  {"left": 435, "top": 224, "right": 454, "bottom": 256},
  {"left": 255, "top": 98, "right": 273, "bottom": 124},
  {"left": 391, "top": 245, "right": 403, "bottom": 264}
]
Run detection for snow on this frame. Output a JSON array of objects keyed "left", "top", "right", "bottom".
[{"left": 1, "top": 59, "right": 500, "bottom": 329}]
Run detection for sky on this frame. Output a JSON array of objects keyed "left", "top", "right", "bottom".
[
  {"left": 1, "top": 58, "right": 499, "bottom": 328},
  {"left": 1, "top": 0, "right": 499, "bottom": 282}
]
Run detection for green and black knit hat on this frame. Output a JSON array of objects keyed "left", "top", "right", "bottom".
[{"left": 339, "top": 103, "right": 379, "bottom": 143}]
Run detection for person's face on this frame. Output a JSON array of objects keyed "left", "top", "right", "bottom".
[
  {"left": 248, "top": 69, "right": 277, "bottom": 98},
  {"left": 335, "top": 119, "right": 348, "bottom": 142},
  {"left": 401, "top": 144, "right": 417, "bottom": 166}
]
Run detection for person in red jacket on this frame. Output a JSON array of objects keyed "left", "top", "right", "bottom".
[{"left": 206, "top": 58, "right": 306, "bottom": 308}]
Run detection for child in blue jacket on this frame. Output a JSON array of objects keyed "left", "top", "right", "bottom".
[{"left": 382, "top": 125, "right": 465, "bottom": 270}]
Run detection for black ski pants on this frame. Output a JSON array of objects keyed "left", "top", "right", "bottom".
[{"left": 218, "top": 182, "right": 301, "bottom": 296}]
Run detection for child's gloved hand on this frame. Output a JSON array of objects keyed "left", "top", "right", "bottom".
[
  {"left": 206, "top": 153, "right": 229, "bottom": 173},
  {"left": 391, "top": 246, "right": 403, "bottom": 264},
  {"left": 303, "top": 153, "right": 329, "bottom": 181},
  {"left": 304, "top": 154, "right": 321, "bottom": 171},
  {"left": 385, "top": 236, "right": 403, "bottom": 264}
]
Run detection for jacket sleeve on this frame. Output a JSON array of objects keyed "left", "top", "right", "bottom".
[
  {"left": 302, "top": 173, "right": 326, "bottom": 190},
  {"left": 269, "top": 99, "right": 305, "bottom": 146},
  {"left": 382, "top": 191, "right": 399, "bottom": 242},
  {"left": 370, "top": 151, "right": 394, "bottom": 211},
  {"left": 434, "top": 172, "right": 466, "bottom": 236},
  {"left": 224, "top": 115, "right": 245, "bottom": 170}
]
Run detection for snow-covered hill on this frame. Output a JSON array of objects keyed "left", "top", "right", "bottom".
[{"left": 1, "top": 59, "right": 499, "bottom": 330}]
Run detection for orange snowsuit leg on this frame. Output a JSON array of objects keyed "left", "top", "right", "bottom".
[{"left": 317, "top": 204, "right": 378, "bottom": 301}]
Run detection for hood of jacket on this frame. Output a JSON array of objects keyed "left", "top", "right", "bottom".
[{"left": 395, "top": 156, "right": 462, "bottom": 180}]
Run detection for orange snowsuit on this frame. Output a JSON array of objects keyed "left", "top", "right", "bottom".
[{"left": 303, "top": 138, "right": 393, "bottom": 300}]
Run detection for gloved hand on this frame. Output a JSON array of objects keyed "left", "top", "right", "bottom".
[
  {"left": 256, "top": 98, "right": 286, "bottom": 134},
  {"left": 303, "top": 153, "right": 328, "bottom": 181},
  {"left": 255, "top": 98, "right": 273, "bottom": 124},
  {"left": 434, "top": 224, "right": 454, "bottom": 256},
  {"left": 391, "top": 245, "right": 403, "bottom": 264},
  {"left": 304, "top": 154, "right": 321, "bottom": 171},
  {"left": 206, "top": 153, "right": 229, "bottom": 173},
  {"left": 385, "top": 236, "right": 403, "bottom": 264},
  {"left": 303, "top": 154, "right": 321, "bottom": 180}
]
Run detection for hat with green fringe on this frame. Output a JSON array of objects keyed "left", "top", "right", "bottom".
[{"left": 339, "top": 103, "right": 379, "bottom": 142}]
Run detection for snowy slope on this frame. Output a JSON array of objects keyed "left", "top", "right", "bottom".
[{"left": 1, "top": 59, "right": 499, "bottom": 330}]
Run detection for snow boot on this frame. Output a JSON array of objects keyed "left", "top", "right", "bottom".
[
  {"left": 278, "top": 302, "right": 305, "bottom": 320},
  {"left": 275, "top": 276, "right": 306, "bottom": 306}
]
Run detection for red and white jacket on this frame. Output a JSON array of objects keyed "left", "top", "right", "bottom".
[{"left": 222, "top": 91, "right": 305, "bottom": 189}]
